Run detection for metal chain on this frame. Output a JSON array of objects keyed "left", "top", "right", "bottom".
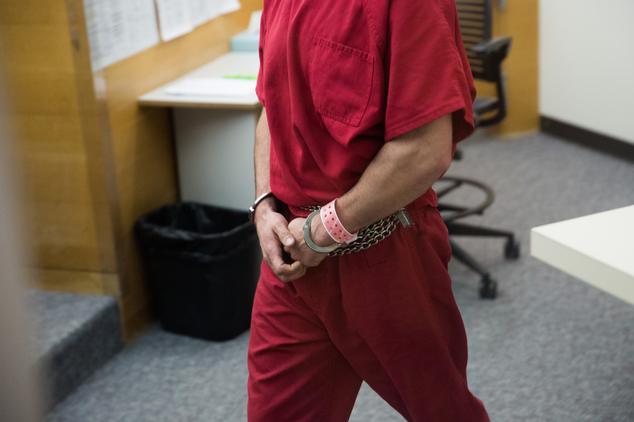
[{"left": 299, "top": 206, "right": 401, "bottom": 256}]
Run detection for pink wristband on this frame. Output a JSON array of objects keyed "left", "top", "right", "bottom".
[{"left": 320, "top": 199, "right": 358, "bottom": 244}]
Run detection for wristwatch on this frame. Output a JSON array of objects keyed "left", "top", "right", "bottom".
[{"left": 248, "top": 192, "right": 275, "bottom": 223}]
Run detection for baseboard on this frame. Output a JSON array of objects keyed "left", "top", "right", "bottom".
[{"left": 540, "top": 116, "right": 634, "bottom": 163}]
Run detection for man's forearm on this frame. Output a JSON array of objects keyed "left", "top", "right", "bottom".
[
  {"left": 334, "top": 114, "right": 454, "bottom": 234},
  {"left": 254, "top": 108, "right": 276, "bottom": 215},
  {"left": 255, "top": 108, "right": 271, "bottom": 197}
]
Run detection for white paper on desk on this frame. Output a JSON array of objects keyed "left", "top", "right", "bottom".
[
  {"left": 165, "top": 78, "right": 256, "bottom": 97},
  {"left": 83, "top": 0, "right": 159, "bottom": 71},
  {"left": 156, "top": 0, "right": 194, "bottom": 41}
]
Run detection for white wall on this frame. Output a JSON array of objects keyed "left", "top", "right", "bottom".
[{"left": 540, "top": 0, "right": 634, "bottom": 145}]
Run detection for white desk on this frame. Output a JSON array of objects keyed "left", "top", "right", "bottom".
[
  {"left": 139, "top": 52, "right": 261, "bottom": 211},
  {"left": 530, "top": 205, "right": 634, "bottom": 305}
]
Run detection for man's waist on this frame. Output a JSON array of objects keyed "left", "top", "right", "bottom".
[
  {"left": 275, "top": 188, "right": 438, "bottom": 257},
  {"left": 284, "top": 187, "right": 438, "bottom": 218}
]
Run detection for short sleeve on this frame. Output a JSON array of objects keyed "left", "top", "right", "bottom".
[
  {"left": 383, "top": 0, "right": 476, "bottom": 143},
  {"left": 255, "top": 12, "right": 267, "bottom": 107}
]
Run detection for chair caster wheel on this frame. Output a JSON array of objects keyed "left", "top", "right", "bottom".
[
  {"left": 504, "top": 240, "right": 520, "bottom": 259},
  {"left": 479, "top": 276, "right": 497, "bottom": 299}
]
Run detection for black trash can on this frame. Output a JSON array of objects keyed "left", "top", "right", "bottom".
[{"left": 135, "top": 202, "right": 261, "bottom": 341}]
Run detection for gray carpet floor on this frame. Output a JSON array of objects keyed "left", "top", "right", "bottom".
[
  {"left": 31, "top": 291, "right": 123, "bottom": 409},
  {"left": 46, "top": 132, "right": 634, "bottom": 421},
  {"left": 30, "top": 291, "right": 120, "bottom": 362}
]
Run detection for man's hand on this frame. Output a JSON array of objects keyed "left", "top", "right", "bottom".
[
  {"left": 253, "top": 108, "right": 306, "bottom": 282},
  {"left": 284, "top": 215, "right": 333, "bottom": 268},
  {"left": 255, "top": 204, "right": 306, "bottom": 283}
]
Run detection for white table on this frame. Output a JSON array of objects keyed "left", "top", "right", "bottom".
[
  {"left": 531, "top": 205, "right": 634, "bottom": 305},
  {"left": 139, "top": 52, "right": 261, "bottom": 211}
]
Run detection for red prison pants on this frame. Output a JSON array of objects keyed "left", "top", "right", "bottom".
[{"left": 247, "top": 195, "right": 490, "bottom": 422}]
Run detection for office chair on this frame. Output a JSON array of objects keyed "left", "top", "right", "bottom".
[{"left": 435, "top": 0, "right": 518, "bottom": 299}]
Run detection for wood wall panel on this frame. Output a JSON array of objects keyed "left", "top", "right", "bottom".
[
  {"left": 474, "top": 0, "right": 539, "bottom": 137},
  {"left": 0, "top": 0, "right": 102, "bottom": 280},
  {"left": 26, "top": 201, "right": 101, "bottom": 270},
  {"left": 22, "top": 152, "right": 91, "bottom": 202},
  {"left": 11, "top": 114, "right": 84, "bottom": 154},
  {"left": 1, "top": 25, "right": 75, "bottom": 71},
  {"left": 64, "top": 0, "right": 128, "bottom": 298},
  {"left": 0, "top": 0, "right": 68, "bottom": 25},
  {"left": 4, "top": 68, "right": 79, "bottom": 115}
]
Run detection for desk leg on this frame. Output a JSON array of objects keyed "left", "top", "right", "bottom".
[{"left": 173, "top": 107, "right": 258, "bottom": 211}]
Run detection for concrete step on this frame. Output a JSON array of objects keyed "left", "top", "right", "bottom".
[{"left": 30, "top": 290, "right": 123, "bottom": 411}]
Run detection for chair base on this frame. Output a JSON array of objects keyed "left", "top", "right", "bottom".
[
  {"left": 446, "top": 222, "right": 520, "bottom": 299},
  {"left": 436, "top": 175, "right": 520, "bottom": 299},
  {"left": 449, "top": 239, "right": 497, "bottom": 299},
  {"left": 447, "top": 222, "right": 520, "bottom": 257}
]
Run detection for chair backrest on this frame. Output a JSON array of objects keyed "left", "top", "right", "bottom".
[{"left": 455, "top": 0, "right": 492, "bottom": 79}]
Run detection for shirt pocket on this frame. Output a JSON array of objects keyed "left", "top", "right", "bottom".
[{"left": 309, "top": 36, "right": 375, "bottom": 127}]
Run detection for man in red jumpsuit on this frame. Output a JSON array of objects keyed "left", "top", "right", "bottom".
[{"left": 247, "top": 0, "right": 490, "bottom": 420}]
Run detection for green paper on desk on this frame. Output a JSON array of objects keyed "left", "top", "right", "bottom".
[{"left": 223, "top": 74, "right": 258, "bottom": 80}]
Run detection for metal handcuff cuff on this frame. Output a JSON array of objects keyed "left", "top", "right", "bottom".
[{"left": 301, "top": 206, "right": 416, "bottom": 257}]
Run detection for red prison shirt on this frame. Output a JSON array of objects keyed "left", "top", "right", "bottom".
[{"left": 256, "top": 0, "right": 476, "bottom": 213}]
